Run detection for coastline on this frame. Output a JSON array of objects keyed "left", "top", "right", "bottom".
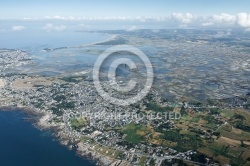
[
  {"left": 82, "top": 33, "right": 118, "bottom": 47},
  {"left": 0, "top": 106, "right": 42, "bottom": 116},
  {"left": 0, "top": 106, "right": 119, "bottom": 166},
  {"left": 36, "top": 111, "right": 119, "bottom": 166},
  {"left": 42, "top": 33, "right": 118, "bottom": 52},
  {"left": 0, "top": 33, "right": 125, "bottom": 166},
  {"left": 72, "top": 33, "right": 118, "bottom": 48}
]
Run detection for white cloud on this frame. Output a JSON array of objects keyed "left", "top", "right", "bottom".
[
  {"left": 79, "top": 23, "right": 90, "bottom": 28},
  {"left": 44, "top": 15, "right": 66, "bottom": 20},
  {"left": 213, "top": 13, "right": 236, "bottom": 23},
  {"left": 43, "top": 23, "right": 66, "bottom": 32},
  {"left": 171, "top": 13, "right": 194, "bottom": 24},
  {"left": 202, "top": 22, "right": 214, "bottom": 26},
  {"left": 11, "top": 13, "right": 250, "bottom": 29},
  {"left": 126, "top": 25, "right": 137, "bottom": 31},
  {"left": 237, "top": 13, "right": 250, "bottom": 27},
  {"left": 54, "top": 25, "right": 66, "bottom": 31},
  {"left": 202, "top": 13, "right": 236, "bottom": 26},
  {"left": 12, "top": 25, "right": 26, "bottom": 31}
]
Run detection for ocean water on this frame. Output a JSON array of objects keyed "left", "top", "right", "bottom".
[
  {"left": 0, "top": 29, "right": 110, "bottom": 50},
  {"left": 0, "top": 29, "right": 111, "bottom": 75},
  {"left": 0, "top": 110, "right": 95, "bottom": 166}
]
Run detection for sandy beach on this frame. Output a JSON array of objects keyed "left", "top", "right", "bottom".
[
  {"left": 37, "top": 113, "right": 53, "bottom": 129},
  {"left": 0, "top": 79, "right": 5, "bottom": 87}
]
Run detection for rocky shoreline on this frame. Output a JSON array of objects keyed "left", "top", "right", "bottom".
[{"left": 0, "top": 106, "right": 120, "bottom": 166}]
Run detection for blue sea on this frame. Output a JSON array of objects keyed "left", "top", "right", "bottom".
[{"left": 0, "top": 110, "right": 95, "bottom": 166}]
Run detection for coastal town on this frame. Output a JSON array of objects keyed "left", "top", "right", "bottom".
[
  {"left": 0, "top": 29, "right": 250, "bottom": 166},
  {"left": 0, "top": 72, "right": 197, "bottom": 165}
]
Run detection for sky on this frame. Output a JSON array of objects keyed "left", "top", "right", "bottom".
[
  {"left": 0, "top": 0, "right": 250, "bottom": 30},
  {"left": 1, "top": 0, "right": 250, "bottom": 19}
]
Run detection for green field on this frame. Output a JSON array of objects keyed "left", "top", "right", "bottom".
[
  {"left": 70, "top": 117, "right": 87, "bottom": 130},
  {"left": 122, "top": 123, "right": 151, "bottom": 144}
]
